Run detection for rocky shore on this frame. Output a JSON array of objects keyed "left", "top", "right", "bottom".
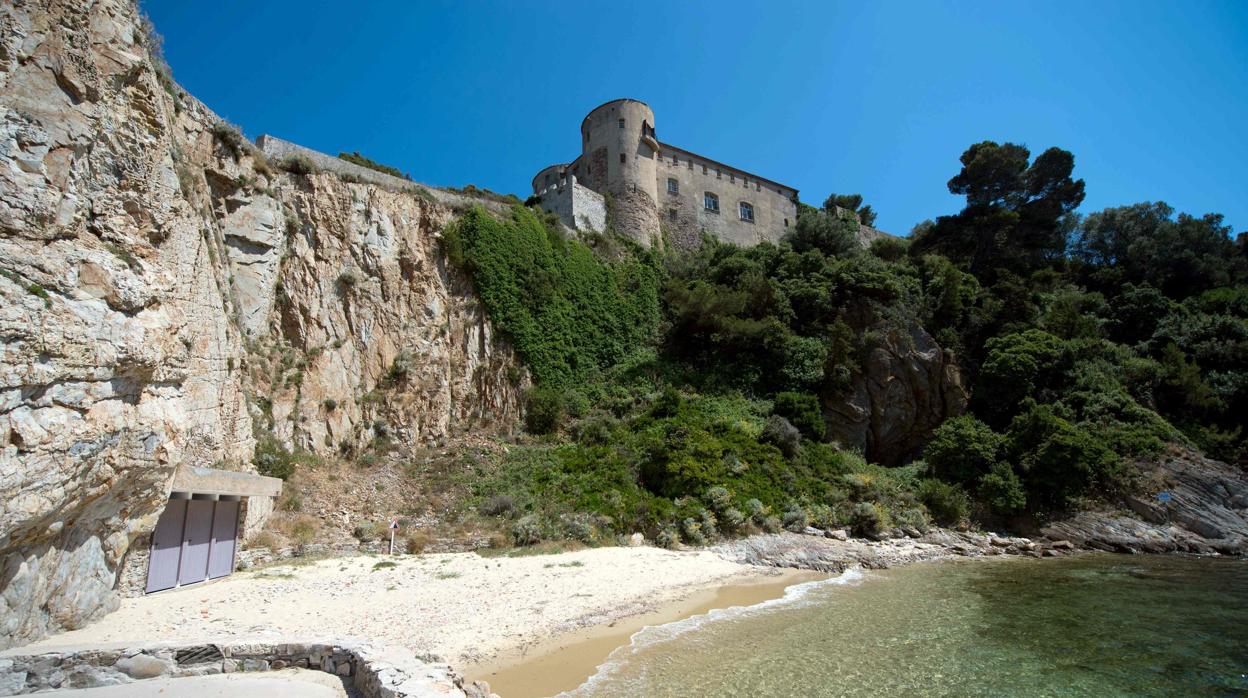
[{"left": 713, "top": 528, "right": 1069, "bottom": 573}]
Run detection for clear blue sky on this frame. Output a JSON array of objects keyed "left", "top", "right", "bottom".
[{"left": 144, "top": 1, "right": 1246, "bottom": 237}]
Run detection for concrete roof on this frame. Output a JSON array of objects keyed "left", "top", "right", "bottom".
[{"left": 170, "top": 465, "right": 282, "bottom": 498}]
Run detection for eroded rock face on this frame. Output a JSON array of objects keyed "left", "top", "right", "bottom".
[
  {"left": 0, "top": 0, "right": 523, "bottom": 647},
  {"left": 825, "top": 320, "right": 968, "bottom": 467},
  {"left": 0, "top": 0, "right": 254, "bottom": 647}
]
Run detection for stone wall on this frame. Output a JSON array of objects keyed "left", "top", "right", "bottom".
[
  {"left": 0, "top": 638, "right": 496, "bottom": 697},
  {"left": 656, "top": 145, "right": 798, "bottom": 249},
  {"left": 533, "top": 175, "right": 606, "bottom": 233}
]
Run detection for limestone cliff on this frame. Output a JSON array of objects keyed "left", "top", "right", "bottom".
[{"left": 0, "top": 0, "right": 523, "bottom": 648}]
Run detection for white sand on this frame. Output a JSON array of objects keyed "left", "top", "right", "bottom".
[{"left": 25, "top": 547, "right": 776, "bottom": 666}]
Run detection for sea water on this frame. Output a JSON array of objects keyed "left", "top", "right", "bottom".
[{"left": 562, "top": 554, "right": 1248, "bottom": 697}]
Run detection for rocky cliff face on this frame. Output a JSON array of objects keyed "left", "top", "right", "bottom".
[
  {"left": 0, "top": 0, "right": 522, "bottom": 648},
  {"left": 825, "top": 319, "right": 968, "bottom": 467}
]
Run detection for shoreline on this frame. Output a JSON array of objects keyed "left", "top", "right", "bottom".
[{"left": 465, "top": 568, "right": 825, "bottom": 698}]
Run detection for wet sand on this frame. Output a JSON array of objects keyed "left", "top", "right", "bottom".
[{"left": 467, "top": 569, "right": 826, "bottom": 698}]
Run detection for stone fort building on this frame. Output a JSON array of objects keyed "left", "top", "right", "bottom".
[{"left": 531, "top": 99, "right": 799, "bottom": 249}]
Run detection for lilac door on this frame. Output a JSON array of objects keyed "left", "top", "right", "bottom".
[
  {"left": 177, "top": 499, "right": 214, "bottom": 586},
  {"left": 207, "top": 500, "right": 239, "bottom": 579},
  {"left": 146, "top": 499, "right": 187, "bottom": 593}
]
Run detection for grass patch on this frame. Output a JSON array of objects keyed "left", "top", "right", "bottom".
[{"left": 372, "top": 561, "right": 399, "bottom": 571}]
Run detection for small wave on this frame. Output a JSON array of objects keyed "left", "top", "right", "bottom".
[{"left": 559, "top": 567, "right": 865, "bottom": 697}]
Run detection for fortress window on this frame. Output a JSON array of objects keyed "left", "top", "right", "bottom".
[
  {"left": 716, "top": 169, "right": 722, "bottom": 179},
  {"left": 704, "top": 192, "right": 719, "bottom": 213},
  {"left": 688, "top": 161, "right": 693, "bottom": 170},
  {"left": 618, "top": 118, "right": 625, "bottom": 129},
  {"left": 730, "top": 173, "right": 735, "bottom": 183},
  {"left": 667, "top": 178, "right": 679, "bottom": 195},
  {"left": 702, "top": 165, "right": 707, "bottom": 174},
  {"left": 669, "top": 209, "right": 677, "bottom": 221},
  {"left": 739, "top": 202, "right": 755, "bottom": 222},
  {"left": 620, "top": 153, "right": 626, "bottom": 164},
  {"left": 756, "top": 182, "right": 761, "bottom": 191},
  {"left": 784, "top": 218, "right": 789, "bottom": 227}
]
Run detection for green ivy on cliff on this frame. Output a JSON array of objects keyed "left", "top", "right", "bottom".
[{"left": 442, "top": 206, "right": 661, "bottom": 388}]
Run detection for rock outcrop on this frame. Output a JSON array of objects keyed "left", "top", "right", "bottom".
[
  {"left": 0, "top": 0, "right": 523, "bottom": 648},
  {"left": 1041, "top": 446, "right": 1248, "bottom": 555},
  {"left": 825, "top": 320, "right": 967, "bottom": 466}
]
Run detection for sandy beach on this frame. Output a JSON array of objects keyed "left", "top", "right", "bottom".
[{"left": 22, "top": 546, "right": 805, "bottom": 684}]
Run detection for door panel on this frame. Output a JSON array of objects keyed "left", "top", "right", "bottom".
[
  {"left": 146, "top": 500, "right": 187, "bottom": 593},
  {"left": 178, "top": 499, "right": 214, "bottom": 586},
  {"left": 207, "top": 500, "right": 239, "bottom": 579}
]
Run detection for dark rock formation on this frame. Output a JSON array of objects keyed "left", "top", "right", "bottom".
[{"left": 825, "top": 320, "right": 968, "bottom": 466}]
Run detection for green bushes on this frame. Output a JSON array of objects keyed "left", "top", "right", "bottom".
[
  {"left": 444, "top": 206, "right": 660, "bottom": 390},
  {"left": 925, "top": 415, "right": 1004, "bottom": 484},
  {"left": 773, "top": 392, "right": 824, "bottom": 440},
  {"left": 337, "top": 151, "right": 408, "bottom": 179}
]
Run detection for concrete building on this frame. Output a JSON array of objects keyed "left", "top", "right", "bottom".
[
  {"left": 531, "top": 99, "right": 799, "bottom": 249},
  {"left": 118, "top": 465, "right": 282, "bottom": 595}
]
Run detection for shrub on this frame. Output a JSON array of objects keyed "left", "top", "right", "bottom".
[
  {"left": 698, "top": 509, "right": 719, "bottom": 540},
  {"left": 979, "top": 462, "right": 1026, "bottom": 514},
  {"left": 250, "top": 530, "right": 280, "bottom": 551},
  {"left": 680, "top": 517, "right": 707, "bottom": 546},
  {"left": 279, "top": 154, "right": 317, "bottom": 176},
  {"left": 405, "top": 530, "right": 433, "bottom": 554},
  {"left": 744, "top": 498, "right": 767, "bottom": 524},
  {"left": 353, "top": 521, "right": 389, "bottom": 543},
  {"left": 524, "top": 386, "right": 564, "bottom": 435},
  {"left": 849, "top": 501, "right": 885, "bottom": 537},
  {"left": 512, "top": 515, "right": 542, "bottom": 546},
  {"left": 289, "top": 515, "right": 319, "bottom": 545},
  {"left": 705, "top": 485, "right": 732, "bottom": 513},
  {"left": 773, "top": 392, "right": 824, "bottom": 440},
  {"left": 916, "top": 478, "right": 970, "bottom": 526},
  {"left": 210, "top": 121, "right": 247, "bottom": 161},
  {"left": 337, "top": 151, "right": 407, "bottom": 179},
  {"left": 479, "top": 494, "right": 518, "bottom": 518},
  {"left": 721, "top": 507, "right": 746, "bottom": 531},
  {"left": 322, "top": 398, "right": 337, "bottom": 411},
  {"left": 805, "top": 503, "right": 836, "bottom": 529},
  {"left": 761, "top": 415, "right": 802, "bottom": 458},
  {"left": 924, "top": 415, "right": 1005, "bottom": 485},
  {"left": 761, "top": 515, "right": 783, "bottom": 534},
  {"left": 562, "top": 515, "right": 595, "bottom": 543},
  {"left": 656, "top": 526, "right": 679, "bottom": 549},
  {"left": 781, "top": 503, "right": 808, "bottom": 532}
]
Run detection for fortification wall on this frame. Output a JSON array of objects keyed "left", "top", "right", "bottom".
[
  {"left": 255, "top": 136, "right": 509, "bottom": 214},
  {"left": 580, "top": 100, "right": 660, "bottom": 245},
  {"left": 534, "top": 175, "right": 606, "bottom": 233},
  {"left": 656, "top": 145, "right": 798, "bottom": 249}
]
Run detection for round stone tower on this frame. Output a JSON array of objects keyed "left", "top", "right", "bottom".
[{"left": 579, "top": 99, "right": 661, "bottom": 246}]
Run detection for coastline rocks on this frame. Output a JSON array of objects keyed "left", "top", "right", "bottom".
[
  {"left": 712, "top": 529, "right": 1044, "bottom": 573},
  {"left": 1041, "top": 447, "right": 1247, "bottom": 556}
]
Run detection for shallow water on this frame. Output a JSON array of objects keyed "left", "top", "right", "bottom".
[{"left": 562, "top": 554, "right": 1248, "bottom": 697}]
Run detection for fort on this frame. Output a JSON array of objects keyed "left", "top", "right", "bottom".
[{"left": 531, "top": 99, "right": 800, "bottom": 249}]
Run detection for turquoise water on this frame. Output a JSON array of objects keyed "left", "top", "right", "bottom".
[{"left": 564, "top": 554, "right": 1248, "bottom": 697}]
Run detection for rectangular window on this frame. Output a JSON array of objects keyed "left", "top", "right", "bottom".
[
  {"left": 702, "top": 165, "right": 708, "bottom": 175},
  {"left": 667, "top": 178, "right": 679, "bottom": 195},
  {"left": 739, "top": 202, "right": 754, "bottom": 222},
  {"left": 673, "top": 156, "right": 679, "bottom": 166},
  {"left": 730, "top": 173, "right": 735, "bottom": 183},
  {"left": 704, "top": 192, "right": 719, "bottom": 213},
  {"left": 618, "top": 118, "right": 625, "bottom": 129},
  {"left": 669, "top": 209, "right": 677, "bottom": 221},
  {"left": 716, "top": 169, "right": 722, "bottom": 179},
  {"left": 688, "top": 160, "right": 693, "bottom": 170},
  {"left": 619, "top": 153, "right": 626, "bottom": 164},
  {"left": 756, "top": 182, "right": 761, "bottom": 191}
]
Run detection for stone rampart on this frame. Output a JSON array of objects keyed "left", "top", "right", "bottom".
[{"left": 534, "top": 175, "right": 606, "bottom": 232}]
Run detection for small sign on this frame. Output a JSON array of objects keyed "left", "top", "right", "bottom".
[
  {"left": 1157, "top": 491, "right": 1172, "bottom": 503},
  {"left": 389, "top": 520, "right": 399, "bottom": 530}
]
